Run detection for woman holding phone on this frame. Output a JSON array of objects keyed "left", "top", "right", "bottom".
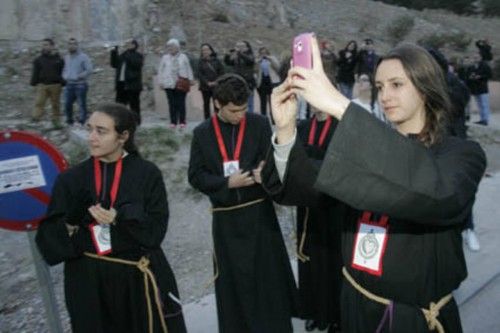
[
  {"left": 263, "top": 36, "right": 486, "bottom": 332},
  {"left": 36, "top": 103, "right": 186, "bottom": 333}
]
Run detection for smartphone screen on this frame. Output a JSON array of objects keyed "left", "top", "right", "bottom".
[{"left": 292, "top": 33, "right": 314, "bottom": 69}]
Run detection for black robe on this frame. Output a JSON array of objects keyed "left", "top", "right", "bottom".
[
  {"left": 188, "top": 113, "right": 298, "bottom": 333},
  {"left": 294, "top": 116, "right": 343, "bottom": 326},
  {"left": 262, "top": 104, "right": 486, "bottom": 333},
  {"left": 36, "top": 153, "right": 186, "bottom": 333}
]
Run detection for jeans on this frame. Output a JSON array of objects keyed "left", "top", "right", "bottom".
[
  {"left": 64, "top": 82, "right": 88, "bottom": 124},
  {"left": 338, "top": 82, "right": 353, "bottom": 100},
  {"left": 247, "top": 91, "right": 254, "bottom": 113},
  {"left": 473, "top": 93, "right": 490, "bottom": 124}
]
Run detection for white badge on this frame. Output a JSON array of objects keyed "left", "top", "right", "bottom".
[
  {"left": 351, "top": 222, "right": 388, "bottom": 276},
  {"left": 223, "top": 160, "right": 239, "bottom": 177},
  {"left": 90, "top": 223, "right": 112, "bottom": 255}
]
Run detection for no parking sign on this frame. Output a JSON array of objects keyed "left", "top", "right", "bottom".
[
  {"left": 0, "top": 130, "right": 67, "bottom": 332},
  {"left": 0, "top": 130, "right": 67, "bottom": 231}
]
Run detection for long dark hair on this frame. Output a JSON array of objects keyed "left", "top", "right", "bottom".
[
  {"left": 200, "top": 43, "right": 216, "bottom": 58},
  {"left": 376, "top": 44, "right": 451, "bottom": 146},
  {"left": 95, "top": 103, "right": 139, "bottom": 154},
  {"left": 241, "top": 40, "right": 254, "bottom": 55}
]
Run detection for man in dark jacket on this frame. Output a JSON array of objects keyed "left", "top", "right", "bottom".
[
  {"left": 30, "top": 38, "right": 65, "bottom": 127},
  {"left": 110, "top": 39, "right": 144, "bottom": 124},
  {"left": 466, "top": 54, "right": 492, "bottom": 126}
]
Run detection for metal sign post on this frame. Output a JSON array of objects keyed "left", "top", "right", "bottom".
[
  {"left": 0, "top": 130, "right": 67, "bottom": 333},
  {"left": 27, "top": 229, "right": 64, "bottom": 333}
]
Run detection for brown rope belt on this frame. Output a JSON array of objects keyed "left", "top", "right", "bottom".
[
  {"left": 210, "top": 198, "right": 265, "bottom": 213},
  {"left": 342, "top": 267, "right": 452, "bottom": 333},
  {"left": 296, "top": 207, "right": 310, "bottom": 262},
  {"left": 84, "top": 252, "right": 169, "bottom": 333},
  {"left": 205, "top": 198, "right": 265, "bottom": 288}
]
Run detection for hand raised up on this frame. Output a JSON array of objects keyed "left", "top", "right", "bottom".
[
  {"left": 288, "top": 35, "right": 350, "bottom": 121},
  {"left": 271, "top": 79, "right": 298, "bottom": 144}
]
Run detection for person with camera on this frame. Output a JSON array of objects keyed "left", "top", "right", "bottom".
[
  {"left": 224, "top": 41, "right": 256, "bottom": 112},
  {"left": 110, "top": 39, "right": 144, "bottom": 124},
  {"left": 263, "top": 36, "right": 486, "bottom": 332}
]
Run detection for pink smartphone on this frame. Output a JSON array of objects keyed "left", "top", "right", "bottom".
[{"left": 292, "top": 33, "right": 314, "bottom": 69}]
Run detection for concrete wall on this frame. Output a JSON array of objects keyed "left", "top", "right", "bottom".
[{"left": 0, "top": 0, "right": 148, "bottom": 45}]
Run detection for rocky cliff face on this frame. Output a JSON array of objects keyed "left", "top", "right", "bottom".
[{"left": 0, "top": 0, "right": 149, "bottom": 45}]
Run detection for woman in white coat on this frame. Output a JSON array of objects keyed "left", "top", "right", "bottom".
[{"left": 158, "top": 38, "right": 194, "bottom": 129}]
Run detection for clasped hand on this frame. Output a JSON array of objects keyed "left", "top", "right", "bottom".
[
  {"left": 88, "top": 204, "right": 117, "bottom": 225},
  {"left": 227, "top": 161, "right": 265, "bottom": 188}
]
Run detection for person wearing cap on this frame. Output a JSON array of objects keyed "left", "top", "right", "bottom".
[{"left": 158, "top": 38, "right": 194, "bottom": 129}]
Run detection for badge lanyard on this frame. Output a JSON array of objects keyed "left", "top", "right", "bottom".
[
  {"left": 89, "top": 156, "right": 123, "bottom": 255},
  {"left": 212, "top": 115, "right": 246, "bottom": 162},
  {"left": 212, "top": 115, "right": 246, "bottom": 177},
  {"left": 308, "top": 116, "right": 332, "bottom": 147},
  {"left": 351, "top": 211, "right": 389, "bottom": 277}
]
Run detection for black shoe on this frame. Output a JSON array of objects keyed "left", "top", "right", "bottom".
[
  {"left": 474, "top": 120, "right": 488, "bottom": 126},
  {"left": 316, "top": 321, "right": 329, "bottom": 330},
  {"left": 328, "top": 322, "right": 341, "bottom": 333},
  {"left": 305, "top": 319, "right": 317, "bottom": 331}
]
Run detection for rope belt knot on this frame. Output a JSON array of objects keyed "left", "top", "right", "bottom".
[
  {"left": 342, "top": 267, "right": 452, "bottom": 333},
  {"left": 84, "top": 252, "right": 169, "bottom": 333}
]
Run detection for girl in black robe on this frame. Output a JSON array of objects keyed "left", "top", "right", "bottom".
[
  {"left": 264, "top": 41, "right": 486, "bottom": 332},
  {"left": 36, "top": 103, "right": 186, "bottom": 333}
]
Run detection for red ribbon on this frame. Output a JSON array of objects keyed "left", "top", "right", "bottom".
[{"left": 211, "top": 115, "right": 246, "bottom": 162}]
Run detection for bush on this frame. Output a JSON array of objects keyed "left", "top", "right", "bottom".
[
  {"left": 212, "top": 12, "right": 230, "bottom": 23},
  {"left": 386, "top": 15, "right": 415, "bottom": 45},
  {"left": 447, "top": 31, "right": 472, "bottom": 51},
  {"left": 417, "top": 33, "right": 448, "bottom": 49}
]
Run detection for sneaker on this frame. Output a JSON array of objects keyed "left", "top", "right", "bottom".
[
  {"left": 179, "top": 123, "right": 186, "bottom": 129},
  {"left": 463, "top": 229, "right": 480, "bottom": 251},
  {"left": 474, "top": 120, "right": 488, "bottom": 126},
  {"left": 169, "top": 124, "right": 177, "bottom": 129}
]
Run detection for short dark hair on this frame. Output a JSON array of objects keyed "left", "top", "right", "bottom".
[
  {"left": 364, "top": 38, "right": 374, "bottom": 44},
  {"left": 94, "top": 103, "right": 139, "bottom": 154},
  {"left": 68, "top": 38, "right": 78, "bottom": 44},
  {"left": 43, "top": 38, "right": 54, "bottom": 46},
  {"left": 213, "top": 74, "right": 250, "bottom": 107}
]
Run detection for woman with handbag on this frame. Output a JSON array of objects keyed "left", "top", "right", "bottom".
[{"left": 158, "top": 38, "right": 194, "bottom": 129}]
